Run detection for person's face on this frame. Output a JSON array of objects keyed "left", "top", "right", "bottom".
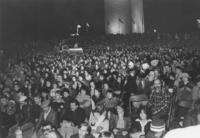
[
  {"left": 79, "top": 125, "right": 88, "bottom": 136},
  {"left": 0, "top": 98, "right": 8, "bottom": 105},
  {"left": 34, "top": 97, "right": 41, "bottom": 105},
  {"left": 46, "top": 81, "right": 51, "bottom": 87},
  {"left": 55, "top": 93, "right": 62, "bottom": 100},
  {"left": 14, "top": 85, "right": 20, "bottom": 91},
  {"left": 63, "top": 74, "right": 67, "bottom": 79},
  {"left": 154, "top": 80, "right": 161, "bottom": 88},
  {"left": 42, "top": 125, "right": 52, "bottom": 136},
  {"left": 182, "top": 77, "right": 188, "bottom": 83},
  {"left": 140, "top": 110, "right": 147, "bottom": 120},
  {"left": 107, "top": 92, "right": 112, "bottom": 99},
  {"left": 175, "top": 68, "right": 182, "bottom": 75},
  {"left": 130, "top": 71, "right": 135, "bottom": 76},
  {"left": 81, "top": 89, "right": 86, "bottom": 95},
  {"left": 70, "top": 103, "right": 78, "bottom": 111},
  {"left": 103, "top": 83, "right": 109, "bottom": 90},
  {"left": 72, "top": 77, "right": 76, "bottom": 82},
  {"left": 90, "top": 82, "right": 95, "bottom": 89},
  {"left": 117, "top": 106, "right": 124, "bottom": 116},
  {"left": 40, "top": 78, "right": 45, "bottom": 83},
  {"left": 64, "top": 91, "right": 69, "bottom": 98},
  {"left": 94, "top": 90, "right": 100, "bottom": 97},
  {"left": 43, "top": 105, "right": 50, "bottom": 113}
]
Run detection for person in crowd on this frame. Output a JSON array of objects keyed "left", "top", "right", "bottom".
[
  {"left": 89, "top": 108, "right": 109, "bottom": 138},
  {"left": 76, "top": 86, "right": 91, "bottom": 118},
  {"left": 145, "top": 119, "right": 166, "bottom": 138},
  {"left": 98, "top": 90, "right": 120, "bottom": 110},
  {"left": 70, "top": 123, "right": 95, "bottom": 138},
  {"left": 58, "top": 120, "right": 79, "bottom": 138},
  {"left": 130, "top": 106, "right": 151, "bottom": 137},
  {"left": 176, "top": 73, "right": 193, "bottom": 122},
  {"left": 35, "top": 100, "right": 58, "bottom": 135},
  {"left": 111, "top": 105, "right": 131, "bottom": 138},
  {"left": 64, "top": 99, "right": 86, "bottom": 127},
  {"left": 147, "top": 79, "right": 171, "bottom": 121},
  {"left": 183, "top": 99, "right": 200, "bottom": 127},
  {"left": 50, "top": 90, "right": 65, "bottom": 122},
  {"left": 39, "top": 122, "right": 61, "bottom": 138}
]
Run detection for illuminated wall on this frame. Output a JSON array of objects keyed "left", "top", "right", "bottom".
[
  {"left": 104, "top": 0, "right": 144, "bottom": 34},
  {"left": 130, "top": 0, "right": 145, "bottom": 33},
  {"left": 104, "top": 0, "right": 131, "bottom": 34}
]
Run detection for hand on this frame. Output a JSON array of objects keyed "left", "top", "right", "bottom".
[{"left": 122, "top": 131, "right": 128, "bottom": 136}]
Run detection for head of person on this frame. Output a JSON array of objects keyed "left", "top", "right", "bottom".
[
  {"left": 154, "top": 79, "right": 162, "bottom": 92},
  {"left": 148, "top": 71, "right": 155, "bottom": 82},
  {"left": 106, "top": 90, "right": 113, "bottom": 99},
  {"left": 60, "top": 120, "right": 72, "bottom": 128},
  {"left": 103, "top": 83, "right": 109, "bottom": 90},
  {"left": 181, "top": 73, "right": 190, "bottom": 83},
  {"left": 42, "top": 122, "right": 54, "bottom": 138},
  {"left": 34, "top": 95, "right": 42, "bottom": 105},
  {"left": 46, "top": 80, "right": 51, "bottom": 87},
  {"left": 41, "top": 100, "right": 51, "bottom": 113},
  {"left": 79, "top": 123, "right": 91, "bottom": 136},
  {"left": 63, "top": 89, "right": 70, "bottom": 98},
  {"left": 0, "top": 95, "right": 8, "bottom": 106},
  {"left": 55, "top": 90, "right": 63, "bottom": 101},
  {"left": 80, "top": 87, "right": 87, "bottom": 96},
  {"left": 116, "top": 105, "right": 124, "bottom": 117},
  {"left": 70, "top": 99, "right": 79, "bottom": 112}
]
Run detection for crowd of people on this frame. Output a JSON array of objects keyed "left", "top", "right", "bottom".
[{"left": 1, "top": 33, "right": 200, "bottom": 138}]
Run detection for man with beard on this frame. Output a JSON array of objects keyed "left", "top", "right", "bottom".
[{"left": 147, "top": 79, "right": 171, "bottom": 121}]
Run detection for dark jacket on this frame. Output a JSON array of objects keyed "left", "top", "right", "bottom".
[
  {"left": 125, "top": 76, "right": 137, "bottom": 94},
  {"left": 183, "top": 110, "right": 198, "bottom": 127},
  {"left": 35, "top": 108, "right": 58, "bottom": 131},
  {"left": 64, "top": 107, "right": 86, "bottom": 127}
]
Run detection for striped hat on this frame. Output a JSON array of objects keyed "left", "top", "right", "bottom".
[{"left": 150, "top": 119, "right": 165, "bottom": 132}]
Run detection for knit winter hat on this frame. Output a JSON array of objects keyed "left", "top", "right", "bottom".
[{"left": 150, "top": 119, "right": 165, "bottom": 132}]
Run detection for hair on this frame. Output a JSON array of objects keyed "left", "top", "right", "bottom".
[
  {"left": 99, "top": 131, "right": 114, "bottom": 138},
  {"left": 70, "top": 99, "right": 79, "bottom": 106}
]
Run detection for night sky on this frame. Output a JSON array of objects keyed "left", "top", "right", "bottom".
[{"left": 0, "top": 0, "right": 200, "bottom": 45}]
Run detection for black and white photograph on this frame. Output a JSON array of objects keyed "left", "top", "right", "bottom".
[{"left": 0, "top": 0, "right": 200, "bottom": 138}]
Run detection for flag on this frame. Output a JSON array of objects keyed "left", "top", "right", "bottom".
[{"left": 118, "top": 18, "right": 124, "bottom": 24}]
